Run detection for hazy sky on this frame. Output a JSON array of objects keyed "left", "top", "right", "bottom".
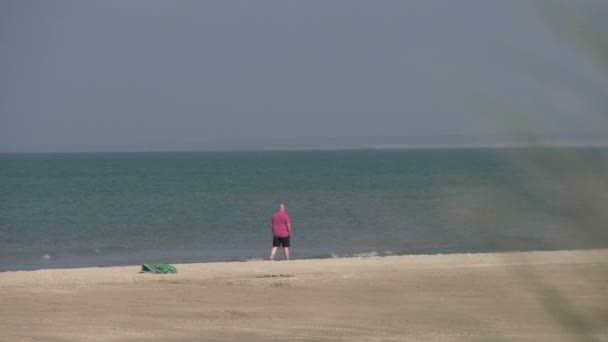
[{"left": 1, "top": 0, "right": 606, "bottom": 152}]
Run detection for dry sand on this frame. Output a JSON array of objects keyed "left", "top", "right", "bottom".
[{"left": 1, "top": 249, "right": 607, "bottom": 341}]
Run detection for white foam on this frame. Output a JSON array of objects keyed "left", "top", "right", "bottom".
[
  {"left": 42, "top": 253, "right": 51, "bottom": 260},
  {"left": 329, "top": 251, "right": 392, "bottom": 259},
  {"left": 246, "top": 258, "right": 264, "bottom": 262},
  {"left": 350, "top": 251, "right": 379, "bottom": 258}
]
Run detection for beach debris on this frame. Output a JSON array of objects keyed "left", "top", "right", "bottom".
[{"left": 258, "top": 274, "right": 294, "bottom": 278}]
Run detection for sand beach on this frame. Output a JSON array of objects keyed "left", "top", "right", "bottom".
[{"left": 1, "top": 249, "right": 607, "bottom": 341}]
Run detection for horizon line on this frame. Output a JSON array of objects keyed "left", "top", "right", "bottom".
[{"left": 2, "top": 141, "right": 608, "bottom": 155}]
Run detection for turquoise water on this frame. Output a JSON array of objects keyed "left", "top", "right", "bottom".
[{"left": 1, "top": 148, "right": 607, "bottom": 271}]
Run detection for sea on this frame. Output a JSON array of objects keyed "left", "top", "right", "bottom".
[{"left": 1, "top": 147, "right": 607, "bottom": 271}]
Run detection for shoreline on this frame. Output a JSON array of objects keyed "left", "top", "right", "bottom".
[
  {"left": 3, "top": 246, "right": 607, "bottom": 274},
  {"left": 2, "top": 248, "right": 606, "bottom": 288},
  {"left": 2, "top": 249, "right": 607, "bottom": 341}
]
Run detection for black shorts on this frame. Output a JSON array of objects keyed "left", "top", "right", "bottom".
[{"left": 273, "top": 236, "right": 291, "bottom": 247}]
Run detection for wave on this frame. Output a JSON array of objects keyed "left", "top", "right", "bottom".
[
  {"left": 301, "top": 250, "right": 395, "bottom": 260},
  {"left": 245, "top": 258, "right": 265, "bottom": 262},
  {"left": 344, "top": 250, "right": 395, "bottom": 258}
]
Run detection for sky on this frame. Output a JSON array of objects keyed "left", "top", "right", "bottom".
[{"left": 1, "top": 0, "right": 606, "bottom": 152}]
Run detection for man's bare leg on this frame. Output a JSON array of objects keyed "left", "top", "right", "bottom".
[
  {"left": 283, "top": 247, "right": 290, "bottom": 260},
  {"left": 269, "top": 247, "right": 278, "bottom": 260}
]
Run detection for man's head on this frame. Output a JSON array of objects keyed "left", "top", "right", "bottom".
[{"left": 279, "top": 203, "right": 286, "bottom": 212}]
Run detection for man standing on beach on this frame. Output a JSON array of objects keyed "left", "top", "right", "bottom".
[{"left": 269, "top": 203, "right": 291, "bottom": 260}]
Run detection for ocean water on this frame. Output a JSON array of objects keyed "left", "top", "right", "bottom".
[{"left": 1, "top": 148, "right": 607, "bottom": 271}]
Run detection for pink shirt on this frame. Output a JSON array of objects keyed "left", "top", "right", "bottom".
[{"left": 271, "top": 211, "right": 291, "bottom": 238}]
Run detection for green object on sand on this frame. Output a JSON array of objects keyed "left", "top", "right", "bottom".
[{"left": 141, "top": 263, "right": 177, "bottom": 274}]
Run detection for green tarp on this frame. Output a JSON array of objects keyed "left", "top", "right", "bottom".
[{"left": 141, "top": 263, "right": 177, "bottom": 274}]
